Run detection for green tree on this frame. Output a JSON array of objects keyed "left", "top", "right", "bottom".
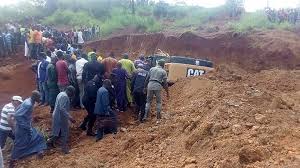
[
  {"left": 225, "top": 0, "right": 245, "bottom": 17},
  {"left": 153, "top": 1, "right": 169, "bottom": 18},
  {"left": 131, "top": 0, "right": 135, "bottom": 14},
  {"left": 45, "top": 0, "right": 58, "bottom": 14}
]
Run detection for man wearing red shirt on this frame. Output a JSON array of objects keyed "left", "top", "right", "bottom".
[{"left": 56, "top": 51, "right": 69, "bottom": 91}]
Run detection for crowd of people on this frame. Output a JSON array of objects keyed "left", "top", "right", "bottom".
[
  {"left": 0, "top": 24, "right": 169, "bottom": 167},
  {"left": 24, "top": 25, "right": 100, "bottom": 60},
  {"left": 0, "top": 23, "right": 24, "bottom": 57},
  {"left": 265, "top": 7, "right": 299, "bottom": 24},
  {"left": 1, "top": 23, "right": 100, "bottom": 59}
]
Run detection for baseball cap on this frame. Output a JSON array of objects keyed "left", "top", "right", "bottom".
[
  {"left": 158, "top": 59, "right": 165, "bottom": 64},
  {"left": 12, "top": 96, "right": 23, "bottom": 103}
]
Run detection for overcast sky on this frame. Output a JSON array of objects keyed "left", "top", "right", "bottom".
[{"left": 1, "top": 0, "right": 300, "bottom": 12}]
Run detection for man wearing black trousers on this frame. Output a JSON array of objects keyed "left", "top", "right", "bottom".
[
  {"left": 131, "top": 64, "right": 148, "bottom": 122},
  {"left": 80, "top": 75, "right": 102, "bottom": 136}
]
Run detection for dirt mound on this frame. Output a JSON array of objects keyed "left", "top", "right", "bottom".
[
  {"left": 2, "top": 30, "right": 300, "bottom": 168},
  {"left": 0, "top": 56, "right": 35, "bottom": 107},
  {"left": 164, "top": 69, "right": 300, "bottom": 168},
  {"left": 16, "top": 67, "right": 299, "bottom": 168},
  {"left": 87, "top": 30, "right": 300, "bottom": 71}
]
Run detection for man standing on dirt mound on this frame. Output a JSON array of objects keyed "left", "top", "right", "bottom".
[
  {"left": 82, "top": 53, "right": 105, "bottom": 84},
  {"left": 47, "top": 86, "right": 76, "bottom": 154},
  {"left": 131, "top": 64, "right": 148, "bottom": 122},
  {"left": 143, "top": 59, "right": 169, "bottom": 122},
  {"left": 77, "top": 29, "right": 84, "bottom": 45},
  {"left": 112, "top": 62, "right": 129, "bottom": 112},
  {"left": 11, "top": 91, "right": 47, "bottom": 166},
  {"left": 0, "top": 96, "right": 23, "bottom": 149},
  {"left": 94, "top": 79, "right": 117, "bottom": 142},
  {"left": 118, "top": 53, "right": 136, "bottom": 106},
  {"left": 80, "top": 74, "right": 102, "bottom": 136},
  {"left": 56, "top": 51, "right": 70, "bottom": 91},
  {"left": 76, "top": 53, "right": 88, "bottom": 109},
  {"left": 37, "top": 53, "right": 49, "bottom": 106},
  {"left": 47, "top": 57, "right": 60, "bottom": 113}
]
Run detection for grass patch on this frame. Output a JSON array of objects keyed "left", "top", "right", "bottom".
[
  {"left": 42, "top": 7, "right": 162, "bottom": 37},
  {"left": 229, "top": 11, "right": 294, "bottom": 32},
  {"left": 42, "top": 9, "right": 101, "bottom": 27},
  {"left": 173, "top": 6, "right": 225, "bottom": 28}
]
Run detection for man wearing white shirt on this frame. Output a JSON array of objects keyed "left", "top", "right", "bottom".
[
  {"left": 0, "top": 96, "right": 23, "bottom": 148},
  {"left": 76, "top": 54, "right": 88, "bottom": 109},
  {"left": 46, "top": 50, "right": 52, "bottom": 62},
  {"left": 77, "top": 30, "right": 84, "bottom": 44}
]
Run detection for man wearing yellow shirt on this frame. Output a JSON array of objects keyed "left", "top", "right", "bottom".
[
  {"left": 28, "top": 28, "right": 35, "bottom": 59},
  {"left": 118, "top": 53, "right": 136, "bottom": 105},
  {"left": 35, "top": 27, "right": 43, "bottom": 58},
  {"left": 28, "top": 28, "right": 34, "bottom": 44}
]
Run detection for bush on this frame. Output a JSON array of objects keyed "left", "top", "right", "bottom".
[
  {"left": 154, "top": 1, "right": 169, "bottom": 18},
  {"left": 100, "top": 8, "right": 162, "bottom": 36},
  {"left": 173, "top": 6, "right": 225, "bottom": 28},
  {"left": 229, "top": 11, "right": 293, "bottom": 32},
  {"left": 42, "top": 10, "right": 101, "bottom": 27},
  {"left": 41, "top": 5, "right": 162, "bottom": 37},
  {"left": 0, "top": 2, "right": 44, "bottom": 24}
]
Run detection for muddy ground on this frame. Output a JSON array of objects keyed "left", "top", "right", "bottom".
[{"left": 0, "top": 30, "right": 299, "bottom": 168}]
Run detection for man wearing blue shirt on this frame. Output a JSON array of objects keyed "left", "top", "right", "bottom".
[
  {"left": 38, "top": 53, "right": 49, "bottom": 106},
  {"left": 94, "top": 79, "right": 117, "bottom": 142}
]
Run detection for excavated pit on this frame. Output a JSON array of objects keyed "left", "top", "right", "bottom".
[
  {"left": 1, "top": 30, "right": 300, "bottom": 168},
  {"left": 87, "top": 30, "right": 300, "bottom": 71}
]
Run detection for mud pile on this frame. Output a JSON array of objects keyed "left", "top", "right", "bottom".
[
  {"left": 19, "top": 67, "right": 300, "bottom": 168},
  {"left": 1, "top": 30, "right": 300, "bottom": 168},
  {"left": 0, "top": 56, "right": 35, "bottom": 107},
  {"left": 87, "top": 30, "right": 300, "bottom": 71}
]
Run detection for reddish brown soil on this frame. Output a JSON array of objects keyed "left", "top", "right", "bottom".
[
  {"left": 1, "top": 30, "right": 300, "bottom": 168},
  {"left": 87, "top": 30, "right": 300, "bottom": 71},
  {"left": 19, "top": 67, "right": 300, "bottom": 168},
  {"left": 0, "top": 54, "right": 35, "bottom": 107}
]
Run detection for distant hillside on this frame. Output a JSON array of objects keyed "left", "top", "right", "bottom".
[{"left": 0, "top": 0, "right": 297, "bottom": 37}]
